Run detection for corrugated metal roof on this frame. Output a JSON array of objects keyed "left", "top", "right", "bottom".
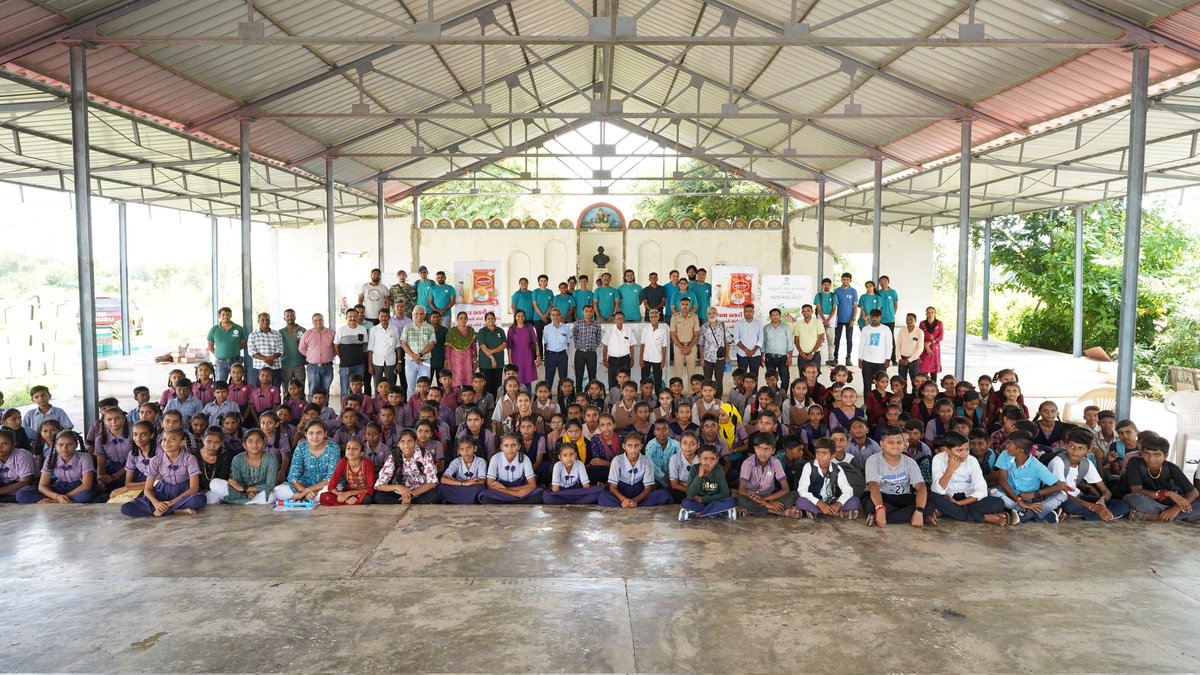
[{"left": 0, "top": 0, "right": 1198, "bottom": 219}]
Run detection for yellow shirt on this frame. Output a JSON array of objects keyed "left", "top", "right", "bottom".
[{"left": 791, "top": 317, "right": 824, "bottom": 353}]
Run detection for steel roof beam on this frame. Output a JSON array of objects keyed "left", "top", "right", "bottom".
[
  {"left": 1055, "top": 0, "right": 1200, "bottom": 62},
  {"left": 0, "top": 0, "right": 166, "bottom": 64}
]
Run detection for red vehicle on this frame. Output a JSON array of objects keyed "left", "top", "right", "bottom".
[{"left": 77, "top": 297, "right": 144, "bottom": 341}]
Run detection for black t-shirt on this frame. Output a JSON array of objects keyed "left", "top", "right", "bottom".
[
  {"left": 641, "top": 285, "right": 665, "bottom": 311},
  {"left": 1119, "top": 457, "right": 1192, "bottom": 497}
]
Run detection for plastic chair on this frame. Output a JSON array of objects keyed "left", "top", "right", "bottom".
[
  {"left": 1064, "top": 387, "right": 1117, "bottom": 422},
  {"left": 1164, "top": 391, "right": 1200, "bottom": 467}
]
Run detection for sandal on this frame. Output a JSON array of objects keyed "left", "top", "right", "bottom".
[{"left": 783, "top": 507, "right": 802, "bottom": 519}]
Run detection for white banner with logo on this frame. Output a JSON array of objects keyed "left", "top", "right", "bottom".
[
  {"left": 760, "top": 275, "right": 815, "bottom": 324},
  {"left": 451, "top": 261, "right": 503, "bottom": 329},
  {"left": 710, "top": 265, "right": 759, "bottom": 329}
]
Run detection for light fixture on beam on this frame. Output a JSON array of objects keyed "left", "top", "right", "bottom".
[
  {"left": 238, "top": 0, "right": 264, "bottom": 38},
  {"left": 593, "top": 185, "right": 609, "bottom": 195}
]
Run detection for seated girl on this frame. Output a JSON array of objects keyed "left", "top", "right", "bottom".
[
  {"left": 16, "top": 430, "right": 96, "bottom": 504},
  {"left": 679, "top": 444, "right": 736, "bottom": 520},
  {"left": 598, "top": 432, "right": 673, "bottom": 508},
  {"left": 215, "top": 428, "right": 277, "bottom": 505},
  {"left": 0, "top": 428, "right": 36, "bottom": 502},
  {"left": 543, "top": 441, "right": 604, "bottom": 505},
  {"left": 667, "top": 430, "right": 702, "bottom": 503},
  {"left": 585, "top": 413, "right": 622, "bottom": 485},
  {"left": 320, "top": 438, "right": 376, "bottom": 506},
  {"left": 414, "top": 419, "right": 446, "bottom": 474},
  {"left": 120, "top": 429, "right": 206, "bottom": 517},
  {"left": 1, "top": 408, "right": 31, "bottom": 451},
  {"left": 795, "top": 438, "right": 862, "bottom": 519},
  {"left": 219, "top": 412, "right": 244, "bottom": 454},
  {"left": 375, "top": 429, "right": 439, "bottom": 505},
  {"left": 272, "top": 420, "right": 341, "bottom": 503},
  {"left": 929, "top": 431, "right": 1010, "bottom": 527},
  {"left": 94, "top": 406, "right": 132, "bottom": 494},
  {"left": 456, "top": 408, "right": 496, "bottom": 459},
  {"left": 257, "top": 411, "right": 293, "bottom": 486},
  {"left": 197, "top": 428, "right": 233, "bottom": 505},
  {"left": 439, "top": 437, "right": 489, "bottom": 504},
  {"left": 516, "top": 415, "right": 550, "bottom": 485},
  {"left": 359, "top": 423, "right": 390, "bottom": 472},
  {"left": 478, "top": 432, "right": 544, "bottom": 504}
]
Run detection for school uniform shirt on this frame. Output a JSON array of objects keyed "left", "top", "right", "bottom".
[
  {"left": 249, "top": 386, "right": 281, "bottom": 416},
  {"left": 639, "top": 324, "right": 670, "bottom": 364},
  {"left": 1047, "top": 455, "right": 1102, "bottom": 497},
  {"left": 994, "top": 451, "right": 1058, "bottom": 494},
  {"left": 858, "top": 325, "right": 894, "bottom": 364},
  {"left": 95, "top": 434, "right": 132, "bottom": 467},
  {"left": 42, "top": 451, "right": 95, "bottom": 485},
  {"left": 645, "top": 436, "right": 680, "bottom": 483},
  {"left": 607, "top": 453, "right": 655, "bottom": 486},
  {"left": 603, "top": 325, "right": 636, "bottom": 358},
  {"left": 146, "top": 451, "right": 200, "bottom": 486},
  {"left": 739, "top": 456, "right": 787, "bottom": 497},
  {"left": 444, "top": 456, "right": 488, "bottom": 482},
  {"left": 22, "top": 405, "right": 74, "bottom": 439},
  {"left": 930, "top": 453, "right": 987, "bottom": 500},
  {"left": 367, "top": 322, "right": 402, "bottom": 366},
  {"left": 487, "top": 453, "right": 536, "bottom": 483},
  {"left": 668, "top": 452, "right": 700, "bottom": 484},
  {"left": 164, "top": 397, "right": 203, "bottom": 422},
  {"left": 798, "top": 461, "right": 854, "bottom": 505},
  {"left": 0, "top": 448, "right": 37, "bottom": 486},
  {"left": 552, "top": 461, "right": 590, "bottom": 489},
  {"left": 203, "top": 400, "right": 241, "bottom": 428},
  {"left": 846, "top": 438, "right": 881, "bottom": 471},
  {"left": 123, "top": 449, "right": 154, "bottom": 480},
  {"left": 865, "top": 453, "right": 924, "bottom": 495}
]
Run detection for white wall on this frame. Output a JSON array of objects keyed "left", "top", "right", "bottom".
[{"left": 271, "top": 217, "right": 934, "bottom": 324}]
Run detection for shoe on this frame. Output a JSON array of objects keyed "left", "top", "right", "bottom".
[
  {"left": 678, "top": 508, "right": 691, "bottom": 522},
  {"left": 1047, "top": 508, "right": 1062, "bottom": 524},
  {"left": 727, "top": 508, "right": 738, "bottom": 520},
  {"left": 845, "top": 357, "right": 851, "bottom": 366},
  {"left": 830, "top": 357, "right": 838, "bottom": 366},
  {"left": 1007, "top": 509, "right": 1020, "bottom": 526},
  {"left": 865, "top": 512, "right": 875, "bottom": 527}
]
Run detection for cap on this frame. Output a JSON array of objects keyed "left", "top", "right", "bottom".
[{"left": 418, "top": 265, "right": 429, "bottom": 273}]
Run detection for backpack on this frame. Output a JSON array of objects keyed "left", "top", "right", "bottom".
[{"left": 836, "top": 459, "right": 867, "bottom": 499}]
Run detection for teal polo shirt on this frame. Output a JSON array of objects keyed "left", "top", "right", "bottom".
[
  {"left": 616, "top": 283, "right": 643, "bottom": 320},
  {"left": 595, "top": 287, "right": 619, "bottom": 320},
  {"left": 531, "top": 288, "right": 554, "bottom": 321}
]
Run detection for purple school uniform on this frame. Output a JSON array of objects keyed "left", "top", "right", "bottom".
[
  {"left": 263, "top": 430, "right": 293, "bottom": 461},
  {"left": 95, "top": 434, "right": 133, "bottom": 471},
  {"left": 192, "top": 381, "right": 215, "bottom": 406},
  {"left": 248, "top": 386, "right": 280, "bottom": 415},
  {"left": 15, "top": 451, "right": 96, "bottom": 504},
  {"left": 124, "top": 450, "right": 154, "bottom": 483},
  {"left": 120, "top": 451, "right": 206, "bottom": 517},
  {"left": 0, "top": 448, "right": 37, "bottom": 486},
  {"left": 362, "top": 441, "right": 389, "bottom": 471},
  {"left": 478, "top": 453, "right": 544, "bottom": 503},
  {"left": 438, "top": 455, "right": 488, "bottom": 504},
  {"left": 226, "top": 382, "right": 251, "bottom": 409},
  {"left": 332, "top": 425, "right": 363, "bottom": 448},
  {"left": 147, "top": 451, "right": 200, "bottom": 486},
  {"left": 283, "top": 398, "right": 307, "bottom": 421},
  {"left": 598, "top": 454, "right": 673, "bottom": 507}
]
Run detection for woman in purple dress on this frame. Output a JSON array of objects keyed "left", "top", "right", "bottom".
[
  {"left": 918, "top": 306, "right": 944, "bottom": 378},
  {"left": 506, "top": 310, "right": 540, "bottom": 388}
]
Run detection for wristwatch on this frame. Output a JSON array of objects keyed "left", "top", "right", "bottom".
[{"left": 914, "top": 506, "right": 925, "bottom": 514}]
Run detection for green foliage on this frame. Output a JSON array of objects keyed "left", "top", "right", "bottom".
[
  {"left": 986, "top": 201, "right": 1194, "bottom": 355},
  {"left": 418, "top": 160, "right": 564, "bottom": 221},
  {"left": 634, "top": 162, "right": 783, "bottom": 221}
]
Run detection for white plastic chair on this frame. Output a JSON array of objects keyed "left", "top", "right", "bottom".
[
  {"left": 1164, "top": 391, "right": 1200, "bottom": 467},
  {"left": 1064, "top": 387, "right": 1117, "bottom": 422}
]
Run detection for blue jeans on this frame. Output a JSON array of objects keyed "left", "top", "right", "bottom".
[
  {"left": 338, "top": 364, "right": 365, "bottom": 400},
  {"left": 214, "top": 358, "right": 237, "bottom": 382},
  {"left": 991, "top": 488, "right": 1067, "bottom": 522},
  {"left": 305, "top": 363, "right": 334, "bottom": 397},
  {"left": 404, "top": 359, "right": 430, "bottom": 398}
]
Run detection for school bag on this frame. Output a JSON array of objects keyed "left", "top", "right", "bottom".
[{"left": 836, "top": 459, "right": 867, "bottom": 498}]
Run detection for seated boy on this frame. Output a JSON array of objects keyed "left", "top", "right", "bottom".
[
  {"left": 735, "top": 432, "right": 797, "bottom": 517},
  {"left": 990, "top": 430, "right": 1069, "bottom": 523},
  {"left": 1048, "top": 427, "right": 1130, "bottom": 521},
  {"left": 794, "top": 437, "right": 861, "bottom": 519},
  {"left": 1118, "top": 433, "right": 1200, "bottom": 522},
  {"left": 929, "top": 431, "right": 1011, "bottom": 526},
  {"left": 863, "top": 424, "right": 931, "bottom": 528}
]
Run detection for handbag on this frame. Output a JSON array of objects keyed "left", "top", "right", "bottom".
[{"left": 707, "top": 323, "right": 726, "bottom": 360}]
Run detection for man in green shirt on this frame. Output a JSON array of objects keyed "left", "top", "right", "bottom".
[
  {"left": 278, "top": 308, "right": 307, "bottom": 388},
  {"left": 594, "top": 272, "right": 619, "bottom": 322},
  {"left": 206, "top": 306, "right": 245, "bottom": 382},
  {"left": 692, "top": 267, "right": 713, "bottom": 320},
  {"left": 616, "top": 269, "right": 643, "bottom": 323},
  {"left": 429, "top": 270, "right": 456, "bottom": 318}
]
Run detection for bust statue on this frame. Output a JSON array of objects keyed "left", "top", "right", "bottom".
[{"left": 592, "top": 246, "right": 610, "bottom": 268}]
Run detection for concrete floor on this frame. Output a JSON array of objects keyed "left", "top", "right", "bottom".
[{"left": 3, "top": 505, "right": 1200, "bottom": 673}]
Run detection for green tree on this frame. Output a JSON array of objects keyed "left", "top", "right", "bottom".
[
  {"left": 634, "top": 162, "right": 783, "bottom": 221},
  {"left": 418, "top": 159, "right": 563, "bottom": 221}
]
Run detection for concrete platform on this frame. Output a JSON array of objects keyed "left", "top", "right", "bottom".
[{"left": 3, "top": 504, "right": 1200, "bottom": 673}]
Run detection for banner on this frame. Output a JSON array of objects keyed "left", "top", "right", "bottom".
[
  {"left": 451, "top": 261, "right": 503, "bottom": 329},
  {"left": 760, "top": 275, "right": 815, "bottom": 324},
  {"left": 710, "top": 265, "right": 759, "bottom": 329}
]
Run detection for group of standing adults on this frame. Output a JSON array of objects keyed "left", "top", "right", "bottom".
[{"left": 205, "top": 264, "right": 945, "bottom": 402}]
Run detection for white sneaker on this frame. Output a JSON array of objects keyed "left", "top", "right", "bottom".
[
  {"left": 678, "top": 508, "right": 691, "bottom": 522},
  {"left": 728, "top": 508, "right": 738, "bottom": 520}
]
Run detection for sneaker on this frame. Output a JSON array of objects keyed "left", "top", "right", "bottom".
[
  {"left": 865, "top": 512, "right": 875, "bottom": 527},
  {"left": 845, "top": 357, "right": 852, "bottom": 366},
  {"left": 1051, "top": 508, "right": 1063, "bottom": 523},
  {"left": 678, "top": 508, "right": 691, "bottom": 522},
  {"left": 1007, "top": 509, "right": 1020, "bottom": 526},
  {"left": 829, "top": 357, "right": 838, "bottom": 366},
  {"left": 727, "top": 508, "right": 738, "bottom": 521}
]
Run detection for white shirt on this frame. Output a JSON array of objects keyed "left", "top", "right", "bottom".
[
  {"left": 604, "top": 324, "right": 637, "bottom": 358},
  {"left": 360, "top": 282, "right": 388, "bottom": 318},
  {"left": 733, "top": 318, "right": 764, "bottom": 355},
  {"left": 639, "top": 324, "right": 670, "bottom": 363},
  {"left": 798, "top": 461, "right": 854, "bottom": 506},
  {"left": 858, "top": 324, "right": 895, "bottom": 364},
  {"left": 367, "top": 322, "right": 402, "bottom": 366},
  {"left": 930, "top": 453, "right": 987, "bottom": 501},
  {"left": 1048, "top": 455, "right": 1102, "bottom": 497}
]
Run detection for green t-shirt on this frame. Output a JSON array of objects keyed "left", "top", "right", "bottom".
[
  {"left": 595, "top": 287, "right": 619, "bottom": 320},
  {"left": 477, "top": 326, "right": 507, "bottom": 370},
  {"left": 878, "top": 288, "right": 899, "bottom": 324},
  {"left": 207, "top": 322, "right": 245, "bottom": 360},
  {"left": 531, "top": 288, "right": 554, "bottom": 320},
  {"left": 691, "top": 282, "right": 712, "bottom": 318},
  {"left": 279, "top": 325, "right": 306, "bottom": 368},
  {"left": 617, "top": 283, "right": 643, "bottom": 320},
  {"left": 857, "top": 294, "right": 883, "bottom": 327}
]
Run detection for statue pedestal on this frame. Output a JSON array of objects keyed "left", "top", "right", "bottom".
[{"left": 593, "top": 266, "right": 608, "bottom": 280}]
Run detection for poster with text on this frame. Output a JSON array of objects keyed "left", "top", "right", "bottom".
[
  {"left": 760, "top": 275, "right": 815, "bottom": 324},
  {"left": 452, "top": 261, "right": 503, "bottom": 329},
  {"left": 710, "top": 265, "right": 759, "bottom": 329}
]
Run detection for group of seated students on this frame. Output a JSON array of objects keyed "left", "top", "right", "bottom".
[{"left": 1, "top": 362, "right": 1197, "bottom": 527}]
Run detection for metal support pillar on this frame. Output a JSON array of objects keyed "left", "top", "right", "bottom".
[
  {"left": 210, "top": 213, "right": 219, "bottom": 321},
  {"left": 117, "top": 202, "right": 131, "bottom": 356},
  {"left": 981, "top": 217, "right": 992, "bottom": 341},
  {"left": 871, "top": 157, "right": 882, "bottom": 281},
  {"left": 1073, "top": 205, "right": 1085, "bottom": 358},
  {"left": 780, "top": 195, "right": 791, "bottom": 274},
  {"left": 411, "top": 195, "right": 421, "bottom": 272},
  {"left": 239, "top": 120, "right": 253, "bottom": 367},
  {"left": 326, "top": 156, "right": 337, "bottom": 323},
  {"left": 70, "top": 43, "right": 99, "bottom": 430},
  {"left": 377, "top": 178, "right": 386, "bottom": 271},
  {"left": 816, "top": 179, "right": 826, "bottom": 284},
  {"left": 1115, "top": 48, "right": 1149, "bottom": 420},
  {"left": 954, "top": 119, "right": 972, "bottom": 380}
]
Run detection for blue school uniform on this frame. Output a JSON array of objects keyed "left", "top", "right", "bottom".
[
  {"left": 164, "top": 396, "right": 203, "bottom": 422},
  {"left": 598, "top": 454, "right": 672, "bottom": 507},
  {"left": 438, "top": 455, "right": 488, "bottom": 504},
  {"left": 543, "top": 460, "right": 604, "bottom": 504}
]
